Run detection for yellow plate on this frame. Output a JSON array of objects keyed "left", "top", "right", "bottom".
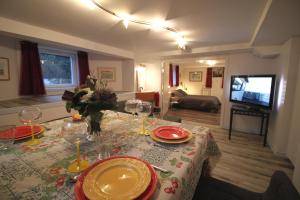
[
  {"left": 150, "top": 130, "right": 193, "bottom": 144},
  {"left": 83, "top": 158, "right": 151, "bottom": 200}
]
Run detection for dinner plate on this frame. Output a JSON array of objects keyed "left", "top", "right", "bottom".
[
  {"left": 82, "top": 157, "right": 151, "bottom": 200},
  {"left": 150, "top": 130, "right": 192, "bottom": 144},
  {"left": 153, "top": 126, "right": 188, "bottom": 140},
  {"left": 0, "top": 125, "right": 44, "bottom": 140},
  {"left": 75, "top": 156, "right": 157, "bottom": 200}
]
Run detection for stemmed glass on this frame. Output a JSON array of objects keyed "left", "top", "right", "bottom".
[
  {"left": 125, "top": 99, "right": 142, "bottom": 121},
  {"left": 62, "top": 120, "right": 89, "bottom": 173},
  {"left": 18, "top": 106, "right": 42, "bottom": 146},
  {"left": 136, "top": 101, "right": 152, "bottom": 135}
]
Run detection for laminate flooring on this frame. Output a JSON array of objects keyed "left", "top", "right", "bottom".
[
  {"left": 165, "top": 108, "right": 220, "bottom": 126},
  {"left": 165, "top": 109, "right": 294, "bottom": 193}
]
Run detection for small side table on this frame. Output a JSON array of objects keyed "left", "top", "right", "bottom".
[{"left": 229, "top": 105, "right": 270, "bottom": 146}]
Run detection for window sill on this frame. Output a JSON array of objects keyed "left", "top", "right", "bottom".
[{"left": 46, "top": 86, "right": 76, "bottom": 96}]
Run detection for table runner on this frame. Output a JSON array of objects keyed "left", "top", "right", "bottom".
[{"left": 0, "top": 111, "right": 220, "bottom": 200}]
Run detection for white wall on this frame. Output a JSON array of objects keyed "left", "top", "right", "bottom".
[
  {"left": 291, "top": 58, "right": 300, "bottom": 192},
  {"left": 134, "top": 59, "right": 162, "bottom": 93},
  {"left": 268, "top": 38, "right": 300, "bottom": 158},
  {"left": 122, "top": 60, "right": 135, "bottom": 92},
  {"left": 179, "top": 64, "right": 224, "bottom": 101},
  {"left": 223, "top": 52, "right": 278, "bottom": 134},
  {"left": 143, "top": 61, "right": 162, "bottom": 93},
  {"left": 89, "top": 53, "right": 124, "bottom": 91},
  {"left": 0, "top": 35, "right": 19, "bottom": 100},
  {"left": 180, "top": 66, "right": 207, "bottom": 95},
  {"left": 284, "top": 38, "right": 300, "bottom": 162}
]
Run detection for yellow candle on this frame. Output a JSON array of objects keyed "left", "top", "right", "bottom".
[{"left": 76, "top": 139, "right": 81, "bottom": 170}]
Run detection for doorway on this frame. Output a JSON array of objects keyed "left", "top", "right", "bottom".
[{"left": 161, "top": 57, "right": 226, "bottom": 127}]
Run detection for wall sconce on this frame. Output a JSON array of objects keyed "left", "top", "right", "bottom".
[
  {"left": 136, "top": 64, "right": 146, "bottom": 92},
  {"left": 136, "top": 64, "right": 146, "bottom": 72}
]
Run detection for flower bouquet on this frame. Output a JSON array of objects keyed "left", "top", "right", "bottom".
[{"left": 62, "top": 76, "right": 117, "bottom": 137}]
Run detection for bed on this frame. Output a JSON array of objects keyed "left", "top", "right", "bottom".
[{"left": 171, "top": 89, "right": 221, "bottom": 112}]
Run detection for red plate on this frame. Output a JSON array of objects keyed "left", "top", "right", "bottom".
[
  {"left": 153, "top": 126, "right": 188, "bottom": 140},
  {"left": 0, "top": 125, "right": 43, "bottom": 140},
  {"left": 74, "top": 156, "right": 158, "bottom": 200}
]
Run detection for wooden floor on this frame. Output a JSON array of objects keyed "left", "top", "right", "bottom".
[
  {"left": 165, "top": 108, "right": 220, "bottom": 126},
  {"left": 0, "top": 95, "right": 61, "bottom": 109},
  {"left": 166, "top": 109, "right": 294, "bottom": 193}
]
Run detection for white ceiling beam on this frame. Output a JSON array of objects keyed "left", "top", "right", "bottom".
[
  {"left": 249, "top": 0, "right": 273, "bottom": 46},
  {"left": 0, "top": 17, "right": 134, "bottom": 59},
  {"left": 137, "top": 43, "right": 251, "bottom": 60}
]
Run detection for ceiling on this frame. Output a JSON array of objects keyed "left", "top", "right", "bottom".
[
  {"left": 254, "top": 0, "right": 300, "bottom": 45},
  {"left": 0, "top": 0, "right": 299, "bottom": 54}
]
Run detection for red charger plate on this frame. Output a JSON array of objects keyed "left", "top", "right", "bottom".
[
  {"left": 153, "top": 126, "right": 188, "bottom": 140},
  {"left": 0, "top": 125, "right": 43, "bottom": 140},
  {"left": 74, "top": 156, "right": 158, "bottom": 200}
]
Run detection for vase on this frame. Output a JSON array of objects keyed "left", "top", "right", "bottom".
[{"left": 86, "top": 112, "right": 103, "bottom": 141}]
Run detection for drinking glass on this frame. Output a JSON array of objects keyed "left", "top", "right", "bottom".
[
  {"left": 125, "top": 99, "right": 142, "bottom": 121},
  {"left": 0, "top": 125, "right": 16, "bottom": 151},
  {"left": 136, "top": 101, "right": 152, "bottom": 135},
  {"left": 61, "top": 120, "right": 89, "bottom": 173},
  {"left": 94, "top": 131, "right": 113, "bottom": 160},
  {"left": 18, "top": 106, "right": 42, "bottom": 146}
]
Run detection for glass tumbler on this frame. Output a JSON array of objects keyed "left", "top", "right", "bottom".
[{"left": 0, "top": 125, "right": 16, "bottom": 151}]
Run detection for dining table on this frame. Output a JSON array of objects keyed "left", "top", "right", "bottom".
[{"left": 0, "top": 110, "right": 221, "bottom": 200}]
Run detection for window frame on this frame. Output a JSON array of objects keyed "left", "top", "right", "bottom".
[{"left": 38, "top": 46, "right": 78, "bottom": 92}]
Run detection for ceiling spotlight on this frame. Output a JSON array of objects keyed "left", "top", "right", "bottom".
[
  {"left": 87, "top": 0, "right": 189, "bottom": 50},
  {"left": 207, "top": 60, "right": 217, "bottom": 66},
  {"left": 151, "top": 20, "right": 166, "bottom": 30},
  {"left": 80, "top": 0, "right": 96, "bottom": 10},
  {"left": 176, "top": 35, "right": 186, "bottom": 49},
  {"left": 122, "top": 18, "right": 129, "bottom": 29}
]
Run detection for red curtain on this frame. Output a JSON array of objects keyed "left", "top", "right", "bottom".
[
  {"left": 206, "top": 68, "right": 213, "bottom": 88},
  {"left": 78, "top": 51, "right": 90, "bottom": 85},
  {"left": 169, "top": 64, "right": 173, "bottom": 87},
  {"left": 175, "top": 65, "right": 179, "bottom": 86},
  {"left": 19, "top": 41, "right": 46, "bottom": 96}
]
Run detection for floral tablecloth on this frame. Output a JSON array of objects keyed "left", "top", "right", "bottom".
[{"left": 0, "top": 111, "right": 220, "bottom": 200}]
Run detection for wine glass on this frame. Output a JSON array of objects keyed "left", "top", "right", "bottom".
[
  {"left": 0, "top": 125, "right": 16, "bottom": 151},
  {"left": 136, "top": 101, "right": 152, "bottom": 135},
  {"left": 18, "top": 106, "right": 42, "bottom": 146},
  {"left": 125, "top": 99, "right": 142, "bottom": 121},
  {"left": 61, "top": 120, "right": 89, "bottom": 173}
]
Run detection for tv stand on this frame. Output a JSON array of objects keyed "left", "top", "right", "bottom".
[{"left": 229, "top": 105, "right": 270, "bottom": 146}]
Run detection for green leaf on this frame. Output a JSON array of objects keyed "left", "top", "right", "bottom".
[
  {"left": 169, "top": 158, "right": 177, "bottom": 166},
  {"left": 160, "top": 171, "right": 174, "bottom": 178},
  {"left": 180, "top": 156, "right": 191, "bottom": 163}
]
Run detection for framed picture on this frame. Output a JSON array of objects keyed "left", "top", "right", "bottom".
[
  {"left": 0, "top": 57, "right": 10, "bottom": 81},
  {"left": 97, "top": 67, "right": 116, "bottom": 82},
  {"left": 189, "top": 71, "right": 202, "bottom": 82},
  {"left": 213, "top": 67, "right": 224, "bottom": 77}
]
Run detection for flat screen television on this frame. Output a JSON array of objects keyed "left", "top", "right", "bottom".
[{"left": 229, "top": 74, "right": 276, "bottom": 110}]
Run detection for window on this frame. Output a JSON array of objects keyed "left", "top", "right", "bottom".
[{"left": 39, "top": 47, "right": 78, "bottom": 90}]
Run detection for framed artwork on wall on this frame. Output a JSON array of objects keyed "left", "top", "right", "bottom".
[
  {"left": 212, "top": 67, "right": 224, "bottom": 77},
  {"left": 0, "top": 57, "right": 10, "bottom": 81},
  {"left": 97, "top": 67, "right": 116, "bottom": 81},
  {"left": 189, "top": 71, "right": 202, "bottom": 82}
]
